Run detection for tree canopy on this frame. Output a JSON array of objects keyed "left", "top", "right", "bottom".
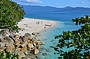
[
  {"left": 0, "top": 0, "right": 25, "bottom": 31},
  {"left": 55, "top": 16, "right": 90, "bottom": 59},
  {"left": 0, "top": 51, "right": 18, "bottom": 59}
]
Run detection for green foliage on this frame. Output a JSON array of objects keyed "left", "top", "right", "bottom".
[
  {"left": 0, "top": 0, "right": 25, "bottom": 31},
  {"left": 0, "top": 51, "right": 18, "bottom": 59},
  {"left": 55, "top": 16, "right": 90, "bottom": 59}
]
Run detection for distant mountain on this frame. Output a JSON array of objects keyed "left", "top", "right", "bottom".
[
  {"left": 23, "top": 5, "right": 90, "bottom": 11},
  {"left": 22, "top": 5, "right": 90, "bottom": 14},
  {"left": 22, "top": 5, "right": 90, "bottom": 21}
]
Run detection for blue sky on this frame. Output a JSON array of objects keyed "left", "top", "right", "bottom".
[{"left": 13, "top": 0, "right": 90, "bottom": 8}]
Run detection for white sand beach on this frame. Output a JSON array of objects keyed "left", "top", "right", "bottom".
[{"left": 17, "top": 18, "right": 58, "bottom": 36}]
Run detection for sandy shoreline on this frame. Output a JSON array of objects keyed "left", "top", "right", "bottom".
[{"left": 17, "top": 18, "right": 58, "bottom": 36}]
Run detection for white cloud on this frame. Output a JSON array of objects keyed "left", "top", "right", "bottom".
[
  {"left": 26, "top": 0, "right": 42, "bottom": 3},
  {"left": 12, "top": 0, "right": 42, "bottom": 5}
]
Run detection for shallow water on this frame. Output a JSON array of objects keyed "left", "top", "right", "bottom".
[
  {"left": 23, "top": 6, "right": 90, "bottom": 59},
  {"left": 36, "top": 21, "right": 81, "bottom": 59}
]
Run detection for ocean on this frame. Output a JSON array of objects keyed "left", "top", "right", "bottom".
[{"left": 23, "top": 5, "right": 90, "bottom": 59}]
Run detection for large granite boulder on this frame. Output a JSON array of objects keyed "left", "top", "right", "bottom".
[
  {"left": 0, "top": 38, "right": 4, "bottom": 42},
  {"left": 0, "top": 46, "right": 4, "bottom": 51},
  {"left": 4, "top": 36, "right": 14, "bottom": 44},
  {"left": 5, "top": 43, "right": 15, "bottom": 53},
  {"left": 37, "top": 45, "right": 41, "bottom": 49},
  {"left": 20, "top": 46, "right": 28, "bottom": 55},
  {"left": 24, "top": 33, "right": 32, "bottom": 40},
  {"left": 27, "top": 43, "right": 34, "bottom": 49},
  {"left": 0, "top": 42, "right": 5, "bottom": 47},
  {"left": 35, "top": 41, "right": 45, "bottom": 45},
  {"left": 34, "top": 48, "right": 39, "bottom": 55},
  {"left": 18, "top": 51, "right": 26, "bottom": 59},
  {"left": 20, "top": 43, "right": 27, "bottom": 48}
]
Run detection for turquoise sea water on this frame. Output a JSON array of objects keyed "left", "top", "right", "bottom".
[
  {"left": 23, "top": 6, "right": 90, "bottom": 59},
  {"left": 36, "top": 21, "right": 81, "bottom": 59}
]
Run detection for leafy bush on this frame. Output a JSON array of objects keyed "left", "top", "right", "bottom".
[
  {"left": 0, "top": 51, "right": 18, "bottom": 59},
  {"left": 0, "top": 0, "right": 25, "bottom": 31},
  {"left": 55, "top": 16, "right": 90, "bottom": 59}
]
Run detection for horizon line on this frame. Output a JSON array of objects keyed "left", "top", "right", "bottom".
[{"left": 21, "top": 5, "right": 90, "bottom": 9}]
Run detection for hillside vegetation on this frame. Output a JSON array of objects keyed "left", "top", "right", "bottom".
[{"left": 0, "top": 0, "right": 25, "bottom": 31}]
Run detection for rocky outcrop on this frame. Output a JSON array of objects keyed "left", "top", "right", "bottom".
[{"left": 0, "top": 30, "right": 44, "bottom": 59}]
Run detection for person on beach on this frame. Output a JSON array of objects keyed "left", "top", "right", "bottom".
[{"left": 36, "top": 21, "right": 40, "bottom": 24}]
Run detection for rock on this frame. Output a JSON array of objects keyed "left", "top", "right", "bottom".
[
  {"left": 18, "top": 51, "right": 26, "bottom": 58},
  {"left": 32, "top": 33, "right": 36, "bottom": 35},
  {"left": 42, "top": 53, "right": 48, "bottom": 56},
  {"left": 20, "top": 43, "right": 27, "bottom": 48},
  {"left": 3, "top": 52, "right": 6, "bottom": 58},
  {"left": 37, "top": 45, "right": 40, "bottom": 49},
  {"left": 16, "top": 48, "right": 21, "bottom": 51},
  {"left": 27, "top": 58, "right": 31, "bottom": 59},
  {"left": 1, "top": 30, "right": 10, "bottom": 37},
  {"left": 0, "top": 46, "right": 4, "bottom": 51},
  {"left": 32, "top": 33, "right": 38, "bottom": 37},
  {"left": 21, "top": 47, "right": 28, "bottom": 55},
  {"left": 24, "top": 33, "right": 31, "bottom": 37},
  {"left": 9, "top": 34, "right": 14, "bottom": 40},
  {"left": 40, "top": 42, "right": 45, "bottom": 45},
  {"left": 14, "top": 34, "right": 20, "bottom": 40},
  {"left": 0, "top": 42, "right": 5, "bottom": 47},
  {"left": 15, "top": 41, "right": 21, "bottom": 48},
  {"left": 5, "top": 43, "right": 15, "bottom": 53},
  {"left": 4, "top": 36, "right": 14, "bottom": 44},
  {"left": 27, "top": 43, "right": 34, "bottom": 49},
  {"left": 0, "top": 31, "right": 42, "bottom": 58},
  {"left": 6, "top": 47, "right": 12, "bottom": 53},
  {"left": 0, "top": 38, "right": 4, "bottom": 42},
  {"left": 24, "top": 33, "right": 32, "bottom": 41},
  {"left": 36, "top": 41, "right": 45, "bottom": 45},
  {"left": 33, "top": 43, "right": 36, "bottom": 46},
  {"left": 34, "top": 48, "right": 39, "bottom": 55},
  {"left": 29, "top": 54, "right": 36, "bottom": 58},
  {"left": 27, "top": 40, "right": 30, "bottom": 43},
  {"left": 14, "top": 48, "right": 21, "bottom": 55}
]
